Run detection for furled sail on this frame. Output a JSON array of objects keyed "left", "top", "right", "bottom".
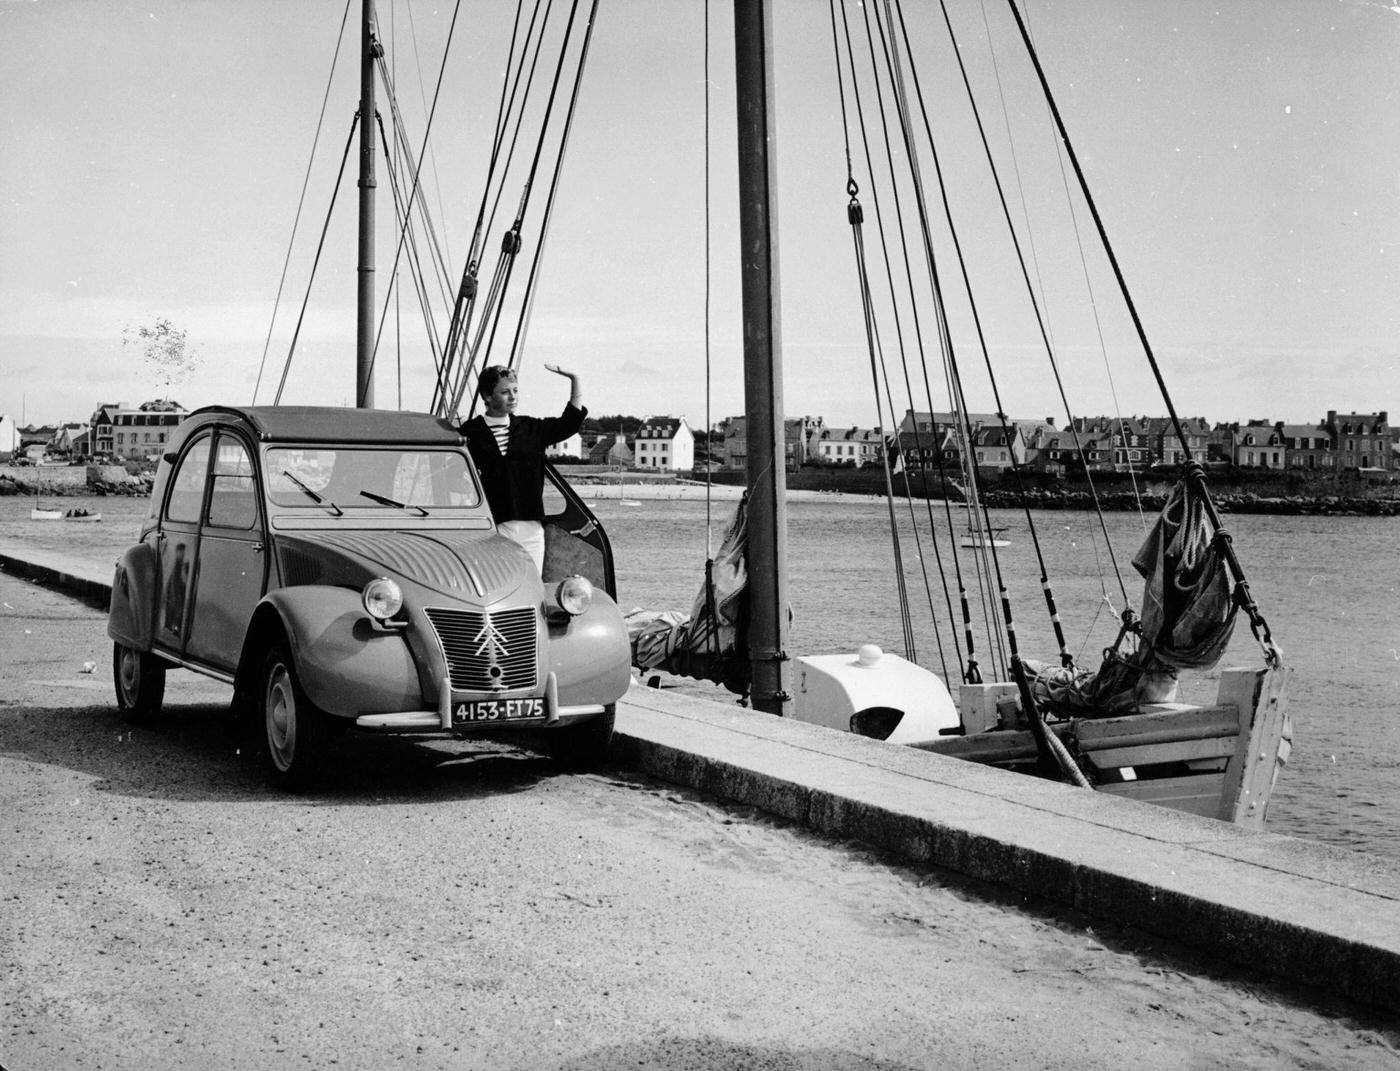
[
  {"left": 1025, "top": 473, "right": 1238, "bottom": 715},
  {"left": 624, "top": 496, "right": 751, "bottom": 694}
]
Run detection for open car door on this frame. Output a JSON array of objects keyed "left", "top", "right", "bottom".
[{"left": 541, "top": 462, "right": 618, "bottom": 598}]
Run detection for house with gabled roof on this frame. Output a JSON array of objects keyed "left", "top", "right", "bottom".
[
  {"left": 633, "top": 417, "right": 694, "bottom": 471},
  {"left": 972, "top": 423, "right": 1025, "bottom": 471},
  {"left": 1229, "top": 419, "right": 1286, "bottom": 468},
  {"left": 50, "top": 423, "right": 89, "bottom": 457},
  {"left": 1150, "top": 416, "right": 1211, "bottom": 465},
  {"left": 588, "top": 433, "right": 633, "bottom": 468}
]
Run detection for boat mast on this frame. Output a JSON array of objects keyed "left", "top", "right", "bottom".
[
  {"left": 734, "top": 0, "right": 792, "bottom": 716},
  {"left": 356, "top": 0, "right": 378, "bottom": 409}
]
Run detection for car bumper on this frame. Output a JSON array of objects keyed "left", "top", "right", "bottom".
[{"left": 352, "top": 670, "right": 608, "bottom": 733}]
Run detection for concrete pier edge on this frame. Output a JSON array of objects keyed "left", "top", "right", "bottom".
[{"left": 3, "top": 537, "right": 1396, "bottom": 1014}]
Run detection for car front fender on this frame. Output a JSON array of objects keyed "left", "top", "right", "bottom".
[
  {"left": 547, "top": 590, "right": 632, "bottom": 707},
  {"left": 253, "top": 587, "right": 425, "bottom": 719},
  {"left": 108, "top": 543, "right": 158, "bottom": 650}
]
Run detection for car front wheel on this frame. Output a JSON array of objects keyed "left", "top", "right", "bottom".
[
  {"left": 113, "top": 642, "right": 166, "bottom": 724},
  {"left": 259, "top": 642, "right": 328, "bottom": 792}
]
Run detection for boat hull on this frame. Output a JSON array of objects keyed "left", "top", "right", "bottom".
[
  {"left": 921, "top": 662, "right": 1291, "bottom": 828},
  {"left": 31, "top": 509, "right": 102, "bottom": 522}
]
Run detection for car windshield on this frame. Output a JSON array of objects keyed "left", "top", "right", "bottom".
[{"left": 265, "top": 446, "right": 480, "bottom": 512}]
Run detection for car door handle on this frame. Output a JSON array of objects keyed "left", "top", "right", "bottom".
[{"left": 251, "top": 542, "right": 264, "bottom": 553}]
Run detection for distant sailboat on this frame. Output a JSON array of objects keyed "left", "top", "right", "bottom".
[{"left": 960, "top": 527, "right": 1009, "bottom": 549}]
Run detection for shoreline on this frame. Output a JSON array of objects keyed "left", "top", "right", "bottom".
[{"left": 5, "top": 469, "right": 1399, "bottom": 515}]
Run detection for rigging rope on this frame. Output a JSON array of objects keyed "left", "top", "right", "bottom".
[
  {"left": 444, "top": 0, "right": 590, "bottom": 424},
  {"left": 433, "top": 0, "right": 548, "bottom": 416},
  {"left": 831, "top": 0, "right": 965, "bottom": 674},
  {"left": 878, "top": 0, "right": 1062, "bottom": 671},
  {"left": 272, "top": 118, "right": 360, "bottom": 406},
  {"left": 1002, "top": 0, "right": 1279, "bottom": 664},
  {"left": 704, "top": 0, "right": 714, "bottom": 555},
  {"left": 363, "top": 0, "right": 465, "bottom": 387},
  {"left": 503, "top": 0, "right": 602, "bottom": 369},
  {"left": 922, "top": 0, "right": 1131, "bottom": 619},
  {"left": 254, "top": 0, "right": 355, "bottom": 405},
  {"left": 850, "top": 0, "right": 1009, "bottom": 680}
]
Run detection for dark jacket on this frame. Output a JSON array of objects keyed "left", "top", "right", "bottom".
[{"left": 461, "top": 403, "right": 586, "bottom": 523}]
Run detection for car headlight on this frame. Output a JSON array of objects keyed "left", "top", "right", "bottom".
[
  {"left": 362, "top": 577, "right": 404, "bottom": 621},
  {"left": 554, "top": 575, "right": 593, "bottom": 617}
]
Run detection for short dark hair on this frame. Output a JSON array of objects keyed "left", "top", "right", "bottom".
[{"left": 477, "top": 365, "right": 517, "bottom": 400}]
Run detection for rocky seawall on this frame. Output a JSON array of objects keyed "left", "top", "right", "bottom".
[
  {"left": 973, "top": 488, "right": 1400, "bottom": 516},
  {"left": 0, "top": 464, "right": 153, "bottom": 497}
]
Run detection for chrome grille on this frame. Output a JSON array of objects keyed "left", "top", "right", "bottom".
[{"left": 424, "top": 606, "right": 538, "bottom": 692}]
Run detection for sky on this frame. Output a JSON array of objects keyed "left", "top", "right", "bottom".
[{"left": 2, "top": 0, "right": 1397, "bottom": 433}]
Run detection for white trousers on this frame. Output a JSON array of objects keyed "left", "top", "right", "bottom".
[{"left": 496, "top": 519, "right": 545, "bottom": 573}]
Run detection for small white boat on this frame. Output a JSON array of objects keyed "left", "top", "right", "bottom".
[
  {"left": 31, "top": 507, "right": 102, "bottom": 522},
  {"left": 960, "top": 528, "right": 1009, "bottom": 548}
]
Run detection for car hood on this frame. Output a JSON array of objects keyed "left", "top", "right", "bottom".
[{"left": 275, "top": 529, "right": 535, "bottom": 603}]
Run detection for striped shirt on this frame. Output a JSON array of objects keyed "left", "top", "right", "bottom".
[{"left": 484, "top": 414, "right": 510, "bottom": 455}]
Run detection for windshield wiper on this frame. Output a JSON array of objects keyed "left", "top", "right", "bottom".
[
  {"left": 358, "top": 489, "right": 429, "bottom": 517},
  {"left": 281, "top": 470, "right": 343, "bottom": 516}
]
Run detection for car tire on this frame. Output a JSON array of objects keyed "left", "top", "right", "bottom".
[
  {"left": 259, "top": 642, "right": 328, "bottom": 792},
  {"left": 546, "top": 704, "right": 616, "bottom": 769},
  {"left": 113, "top": 642, "right": 166, "bottom": 724}
]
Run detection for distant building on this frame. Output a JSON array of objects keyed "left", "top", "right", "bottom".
[
  {"left": 18, "top": 423, "right": 57, "bottom": 451},
  {"left": 897, "top": 410, "right": 1000, "bottom": 436},
  {"left": 1150, "top": 416, "right": 1211, "bottom": 465},
  {"left": 1014, "top": 418, "right": 1059, "bottom": 467},
  {"left": 719, "top": 414, "right": 822, "bottom": 472},
  {"left": 895, "top": 427, "right": 959, "bottom": 473},
  {"left": 972, "top": 424, "right": 1025, "bottom": 471},
  {"left": 544, "top": 432, "right": 584, "bottom": 460},
  {"left": 813, "top": 426, "right": 884, "bottom": 468},
  {"left": 633, "top": 417, "right": 695, "bottom": 471},
  {"left": 91, "top": 399, "right": 189, "bottom": 460},
  {"left": 1229, "top": 419, "right": 1286, "bottom": 468},
  {"left": 1278, "top": 423, "right": 1332, "bottom": 470},
  {"left": 1324, "top": 410, "right": 1390, "bottom": 471},
  {"left": 588, "top": 433, "right": 633, "bottom": 468},
  {"left": 0, "top": 414, "right": 18, "bottom": 460},
  {"left": 50, "top": 423, "right": 89, "bottom": 456}
]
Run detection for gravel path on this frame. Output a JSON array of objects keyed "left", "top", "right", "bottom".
[{"left": 2, "top": 572, "right": 1397, "bottom": 1071}]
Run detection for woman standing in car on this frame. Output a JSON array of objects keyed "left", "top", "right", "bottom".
[{"left": 461, "top": 363, "right": 585, "bottom": 572}]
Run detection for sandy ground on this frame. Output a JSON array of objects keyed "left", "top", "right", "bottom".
[{"left": 2, "top": 571, "right": 1398, "bottom": 1070}]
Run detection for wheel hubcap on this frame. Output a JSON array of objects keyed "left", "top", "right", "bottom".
[
  {"left": 118, "top": 647, "right": 139, "bottom": 704},
  {"left": 265, "top": 664, "right": 296, "bottom": 771}
]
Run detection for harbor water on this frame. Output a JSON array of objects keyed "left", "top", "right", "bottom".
[{"left": 4, "top": 492, "right": 1396, "bottom": 863}]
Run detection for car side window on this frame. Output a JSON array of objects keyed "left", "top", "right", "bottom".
[
  {"left": 166, "top": 435, "right": 212, "bottom": 524},
  {"left": 207, "top": 434, "right": 258, "bottom": 531},
  {"left": 541, "top": 478, "right": 567, "bottom": 518}
]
